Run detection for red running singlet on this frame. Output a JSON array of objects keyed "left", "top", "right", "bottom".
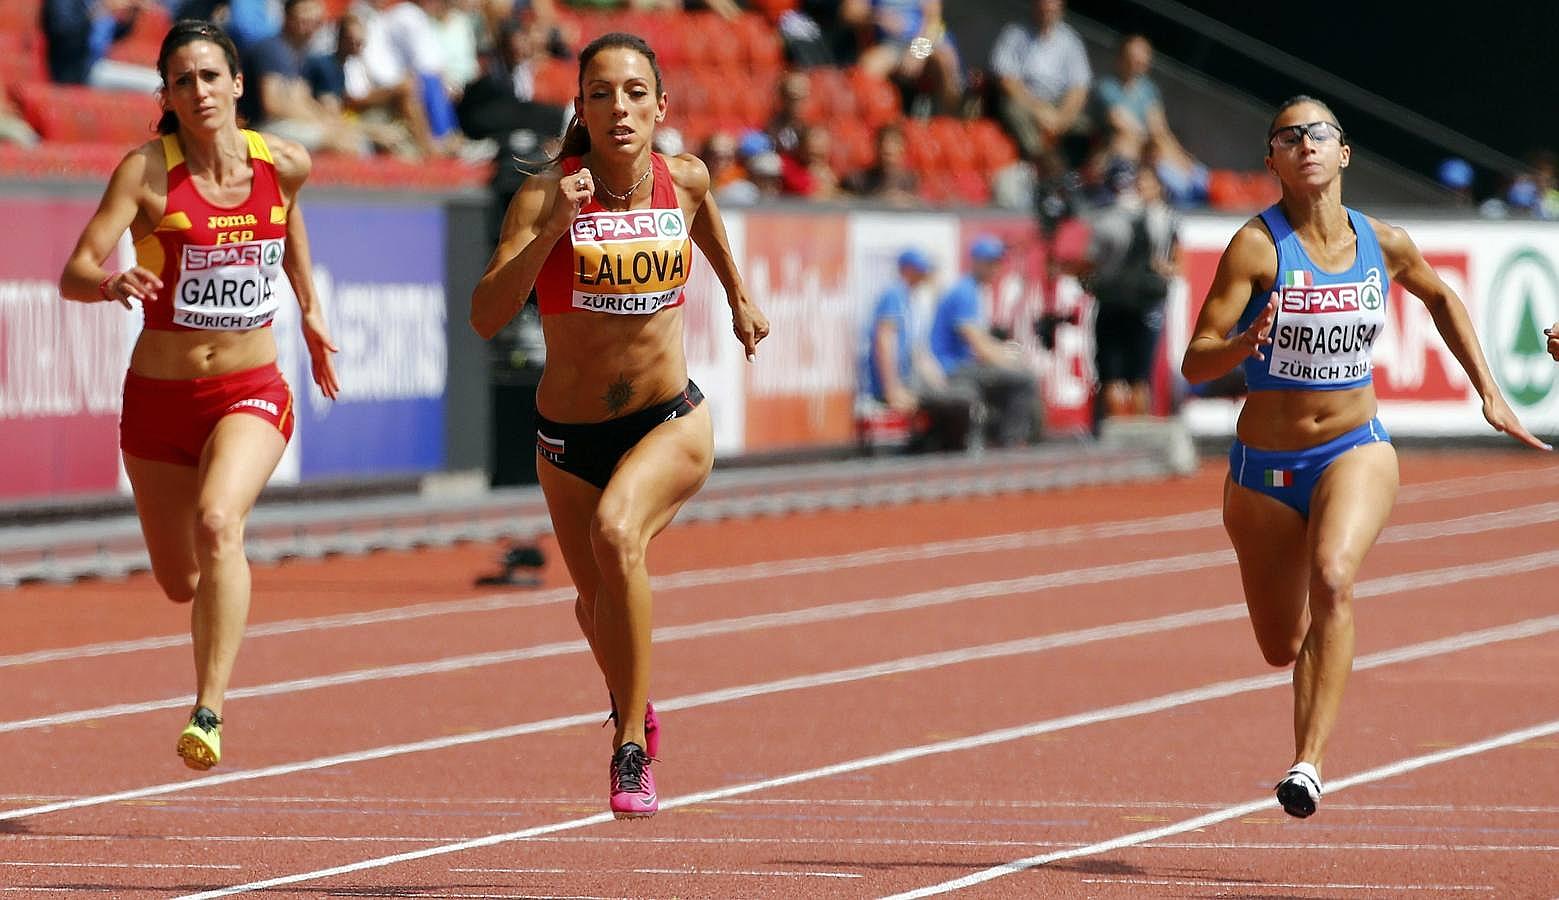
[
  {"left": 534, "top": 153, "right": 693, "bottom": 317},
  {"left": 134, "top": 130, "right": 289, "bottom": 332}
]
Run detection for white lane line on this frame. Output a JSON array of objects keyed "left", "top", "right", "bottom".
[
  {"left": 165, "top": 617, "right": 1559, "bottom": 899},
  {"left": 9, "top": 833, "right": 1558, "bottom": 854},
  {"left": 0, "top": 861, "right": 241, "bottom": 870},
  {"left": 10, "top": 503, "right": 1558, "bottom": 737},
  {"left": 9, "top": 462, "right": 1555, "bottom": 670},
  {"left": 451, "top": 866, "right": 862, "bottom": 880},
  {"left": 0, "top": 508, "right": 1216, "bottom": 670},
  {"left": 880, "top": 718, "right": 1559, "bottom": 899},
  {"left": 5, "top": 551, "right": 1557, "bottom": 824},
  {"left": 1078, "top": 878, "right": 1494, "bottom": 892}
]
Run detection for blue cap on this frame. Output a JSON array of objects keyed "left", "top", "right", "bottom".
[
  {"left": 1437, "top": 157, "right": 1473, "bottom": 190},
  {"left": 970, "top": 234, "right": 1006, "bottom": 261},
  {"left": 897, "top": 248, "right": 933, "bottom": 273},
  {"left": 737, "top": 130, "right": 773, "bottom": 160}
]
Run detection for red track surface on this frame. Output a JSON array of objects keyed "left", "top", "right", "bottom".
[{"left": 2, "top": 451, "right": 1557, "bottom": 898}]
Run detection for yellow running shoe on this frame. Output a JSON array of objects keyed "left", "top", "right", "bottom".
[{"left": 176, "top": 706, "right": 222, "bottom": 770}]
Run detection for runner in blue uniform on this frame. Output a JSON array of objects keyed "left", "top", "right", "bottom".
[{"left": 1181, "top": 95, "right": 1549, "bottom": 818}]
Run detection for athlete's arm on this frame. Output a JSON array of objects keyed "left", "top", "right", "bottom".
[
  {"left": 1546, "top": 323, "right": 1558, "bottom": 362},
  {"left": 59, "top": 145, "right": 162, "bottom": 309},
  {"left": 270, "top": 134, "right": 341, "bottom": 400},
  {"left": 470, "top": 167, "right": 582, "bottom": 340},
  {"left": 1181, "top": 219, "right": 1277, "bottom": 384},
  {"left": 679, "top": 153, "right": 769, "bottom": 361},
  {"left": 1378, "top": 219, "right": 1549, "bottom": 450}
]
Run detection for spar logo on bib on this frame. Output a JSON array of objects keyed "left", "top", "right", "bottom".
[{"left": 1485, "top": 248, "right": 1559, "bottom": 408}]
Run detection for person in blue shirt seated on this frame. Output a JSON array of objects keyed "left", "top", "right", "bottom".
[
  {"left": 929, "top": 236, "right": 1039, "bottom": 447},
  {"left": 862, "top": 248, "right": 980, "bottom": 452}
]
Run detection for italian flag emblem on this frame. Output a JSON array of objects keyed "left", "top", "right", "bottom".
[
  {"left": 1265, "top": 469, "right": 1293, "bottom": 487},
  {"left": 1283, "top": 270, "right": 1313, "bottom": 287}
]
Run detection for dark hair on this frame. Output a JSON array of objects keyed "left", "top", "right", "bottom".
[
  {"left": 155, "top": 19, "right": 242, "bottom": 135},
  {"left": 553, "top": 32, "right": 664, "bottom": 163},
  {"left": 1266, "top": 94, "right": 1346, "bottom": 153}
]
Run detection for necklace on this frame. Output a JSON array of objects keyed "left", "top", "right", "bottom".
[{"left": 595, "top": 164, "right": 653, "bottom": 202}]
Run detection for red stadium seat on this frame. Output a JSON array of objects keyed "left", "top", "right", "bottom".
[
  {"left": 929, "top": 117, "right": 975, "bottom": 172},
  {"left": 13, "top": 82, "right": 160, "bottom": 145},
  {"left": 533, "top": 59, "right": 576, "bottom": 106},
  {"left": 738, "top": 14, "right": 784, "bottom": 74},
  {"left": 967, "top": 118, "right": 1017, "bottom": 172},
  {"left": 0, "top": 0, "right": 42, "bottom": 36},
  {"left": 851, "top": 68, "right": 900, "bottom": 129},
  {"left": 0, "top": 29, "right": 48, "bottom": 87},
  {"left": 899, "top": 118, "right": 939, "bottom": 172}
]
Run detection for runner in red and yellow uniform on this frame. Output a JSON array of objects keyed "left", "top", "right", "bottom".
[{"left": 59, "top": 19, "right": 340, "bottom": 771}]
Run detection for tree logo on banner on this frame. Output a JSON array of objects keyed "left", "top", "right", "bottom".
[{"left": 1486, "top": 247, "right": 1559, "bottom": 408}]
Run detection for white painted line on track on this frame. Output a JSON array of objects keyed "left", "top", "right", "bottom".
[
  {"left": 8, "top": 464, "right": 1555, "bottom": 670},
  {"left": 0, "top": 509, "right": 1216, "bottom": 669},
  {"left": 451, "top": 866, "right": 863, "bottom": 880},
  {"left": 880, "top": 718, "right": 1559, "bottom": 898},
  {"left": 5, "top": 553, "right": 1558, "bottom": 824},
  {"left": 0, "top": 861, "right": 241, "bottom": 870},
  {"left": 8, "top": 506, "right": 1558, "bottom": 737},
  {"left": 166, "top": 617, "right": 1559, "bottom": 899},
  {"left": 1077, "top": 877, "right": 1495, "bottom": 892}
]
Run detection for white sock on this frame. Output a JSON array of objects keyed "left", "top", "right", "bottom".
[{"left": 1286, "top": 761, "right": 1322, "bottom": 792}]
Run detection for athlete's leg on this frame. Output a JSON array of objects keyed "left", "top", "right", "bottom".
[
  {"left": 1223, "top": 474, "right": 1311, "bottom": 666},
  {"left": 591, "top": 403, "right": 714, "bottom": 751},
  {"left": 1294, "top": 441, "right": 1398, "bottom": 772},
  {"left": 189, "top": 414, "right": 287, "bottom": 716},
  {"left": 534, "top": 456, "right": 609, "bottom": 678},
  {"left": 122, "top": 454, "right": 200, "bottom": 602}
]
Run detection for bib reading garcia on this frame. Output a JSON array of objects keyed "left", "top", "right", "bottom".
[
  {"left": 1269, "top": 267, "right": 1386, "bottom": 385},
  {"left": 570, "top": 208, "right": 691, "bottom": 315},
  {"left": 172, "top": 237, "right": 285, "bottom": 330}
]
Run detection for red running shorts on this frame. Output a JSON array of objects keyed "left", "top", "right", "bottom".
[{"left": 120, "top": 363, "right": 295, "bottom": 466}]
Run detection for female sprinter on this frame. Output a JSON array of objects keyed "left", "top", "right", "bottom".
[
  {"left": 58, "top": 20, "right": 340, "bottom": 771},
  {"left": 469, "top": 33, "right": 769, "bottom": 819},
  {"left": 1181, "top": 95, "right": 1548, "bottom": 818}
]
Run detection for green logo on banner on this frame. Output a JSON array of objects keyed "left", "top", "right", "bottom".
[{"left": 1486, "top": 248, "right": 1559, "bottom": 408}]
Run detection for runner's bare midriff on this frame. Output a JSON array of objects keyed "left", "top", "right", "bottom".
[
  {"left": 128, "top": 328, "right": 278, "bottom": 380},
  {"left": 537, "top": 306, "right": 688, "bottom": 422},
  {"left": 1236, "top": 385, "right": 1378, "bottom": 451}
]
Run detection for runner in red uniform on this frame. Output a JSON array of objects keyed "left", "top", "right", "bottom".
[
  {"left": 58, "top": 19, "right": 340, "bottom": 771},
  {"left": 471, "top": 32, "right": 769, "bottom": 819}
]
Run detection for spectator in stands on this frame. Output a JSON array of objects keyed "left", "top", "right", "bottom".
[
  {"left": 930, "top": 235, "right": 1038, "bottom": 447},
  {"left": 766, "top": 69, "right": 811, "bottom": 155},
  {"left": 863, "top": 248, "right": 979, "bottom": 452},
  {"left": 43, "top": 0, "right": 164, "bottom": 92},
  {"left": 780, "top": 123, "right": 840, "bottom": 199},
  {"left": 703, "top": 131, "right": 743, "bottom": 191},
  {"left": 989, "top": 0, "right": 1090, "bottom": 175},
  {"left": 1506, "top": 149, "right": 1559, "bottom": 220},
  {"left": 560, "top": 0, "right": 739, "bottom": 13},
  {"left": 456, "top": 16, "right": 568, "bottom": 146},
  {"left": 306, "top": 11, "right": 439, "bottom": 158},
  {"left": 240, "top": 0, "right": 371, "bottom": 156},
  {"left": 1435, "top": 157, "right": 1476, "bottom": 207},
  {"left": 842, "top": 122, "right": 918, "bottom": 206},
  {"left": 421, "top": 0, "right": 483, "bottom": 102},
  {"left": 355, "top": 0, "right": 462, "bottom": 153},
  {"left": 857, "top": 0, "right": 961, "bottom": 117},
  {"left": 1084, "top": 162, "right": 1180, "bottom": 420},
  {"left": 174, "top": 1, "right": 282, "bottom": 50},
  {"left": 1092, "top": 33, "right": 1205, "bottom": 207}
]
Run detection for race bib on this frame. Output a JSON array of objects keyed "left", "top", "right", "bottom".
[
  {"left": 570, "top": 208, "right": 691, "bottom": 315},
  {"left": 172, "top": 238, "right": 285, "bottom": 330},
  {"left": 1269, "top": 267, "right": 1386, "bottom": 384}
]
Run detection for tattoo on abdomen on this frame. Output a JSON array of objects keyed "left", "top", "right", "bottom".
[{"left": 602, "top": 375, "right": 633, "bottom": 415}]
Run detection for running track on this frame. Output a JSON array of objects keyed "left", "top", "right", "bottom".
[{"left": 2, "top": 451, "right": 1556, "bottom": 898}]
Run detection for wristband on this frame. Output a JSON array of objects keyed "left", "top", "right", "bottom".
[{"left": 98, "top": 273, "right": 118, "bottom": 301}]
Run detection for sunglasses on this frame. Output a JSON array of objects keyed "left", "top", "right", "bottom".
[{"left": 1268, "top": 121, "right": 1344, "bottom": 148}]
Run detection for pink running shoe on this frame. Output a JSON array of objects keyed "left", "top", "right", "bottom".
[
  {"left": 607, "top": 699, "right": 660, "bottom": 759},
  {"left": 609, "top": 741, "right": 657, "bottom": 819}
]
